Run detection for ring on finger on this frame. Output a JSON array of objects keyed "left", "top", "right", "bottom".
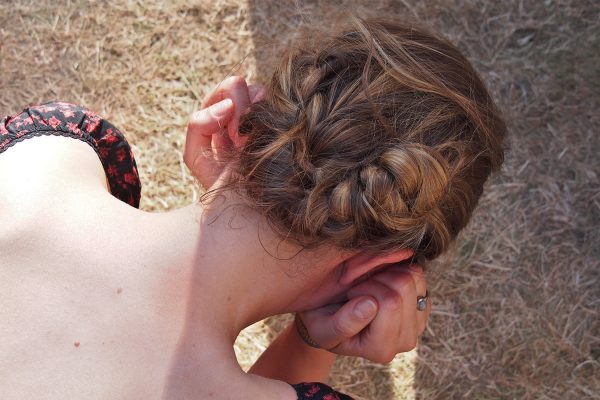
[{"left": 416, "top": 290, "right": 429, "bottom": 311}]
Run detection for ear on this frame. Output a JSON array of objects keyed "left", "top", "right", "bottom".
[{"left": 339, "top": 248, "right": 414, "bottom": 286}]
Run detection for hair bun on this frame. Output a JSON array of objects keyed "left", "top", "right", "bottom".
[
  {"left": 321, "top": 144, "right": 450, "bottom": 255},
  {"left": 232, "top": 18, "right": 506, "bottom": 260}
]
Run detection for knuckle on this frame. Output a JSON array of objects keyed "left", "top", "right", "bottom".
[
  {"left": 391, "top": 272, "right": 414, "bottom": 289},
  {"left": 400, "top": 337, "right": 418, "bottom": 353},
  {"left": 410, "top": 269, "right": 425, "bottom": 285},
  {"left": 379, "top": 289, "right": 402, "bottom": 311},
  {"left": 371, "top": 349, "right": 396, "bottom": 364}
]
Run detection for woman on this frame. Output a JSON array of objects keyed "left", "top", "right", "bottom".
[{"left": 0, "top": 18, "right": 505, "bottom": 399}]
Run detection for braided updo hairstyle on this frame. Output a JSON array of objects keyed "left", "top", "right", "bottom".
[{"left": 234, "top": 18, "right": 506, "bottom": 260}]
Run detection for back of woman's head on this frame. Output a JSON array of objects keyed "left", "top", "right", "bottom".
[{"left": 235, "top": 17, "right": 506, "bottom": 260}]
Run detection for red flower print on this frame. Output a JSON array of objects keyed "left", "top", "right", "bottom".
[
  {"left": 66, "top": 122, "right": 81, "bottom": 134},
  {"left": 61, "top": 110, "right": 75, "bottom": 118},
  {"left": 107, "top": 164, "right": 118, "bottom": 176},
  {"left": 293, "top": 383, "right": 353, "bottom": 400},
  {"left": 85, "top": 118, "right": 100, "bottom": 133},
  {"left": 48, "top": 116, "right": 61, "bottom": 129},
  {"left": 84, "top": 110, "right": 97, "bottom": 118},
  {"left": 116, "top": 148, "right": 126, "bottom": 162},
  {"left": 123, "top": 173, "right": 137, "bottom": 185},
  {"left": 104, "top": 134, "right": 119, "bottom": 144},
  {"left": 307, "top": 385, "right": 320, "bottom": 396},
  {"left": 1, "top": 101, "right": 141, "bottom": 209}
]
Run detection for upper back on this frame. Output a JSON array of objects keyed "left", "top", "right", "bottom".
[{"left": 0, "top": 135, "right": 190, "bottom": 399}]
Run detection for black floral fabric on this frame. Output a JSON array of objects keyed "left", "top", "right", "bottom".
[
  {"left": 292, "top": 382, "right": 354, "bottom": 400},
  {"left": 0, "top": 101, "right": 141, "bottom": 207}
]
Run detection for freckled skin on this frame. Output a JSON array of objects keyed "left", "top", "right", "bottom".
[{"left": 116, "top": 288, "right": 123, "bottom": 294}]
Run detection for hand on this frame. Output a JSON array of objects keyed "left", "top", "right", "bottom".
[
  {"left": 184, "top": 76, "right": 265, "bottom": 189},
  {"left": 299, "top": 264, "right": 430, "bottom": 364}
]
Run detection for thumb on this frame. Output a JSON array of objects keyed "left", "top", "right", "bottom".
[{"left": 306, "top": 296, "right": 378, "bottom": 350}]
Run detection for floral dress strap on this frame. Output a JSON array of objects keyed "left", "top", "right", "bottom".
[
  {"left": 0, "top": 101, "right": 141, "bottom": 207},
  {"left": 291, "top": 382, "right": 354, "bottom": 399}
]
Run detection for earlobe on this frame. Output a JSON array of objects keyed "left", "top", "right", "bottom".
[{"left": 339, "top": 248, "right": 414, "bottom": 286}]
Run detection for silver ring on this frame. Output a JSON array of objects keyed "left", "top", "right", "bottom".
[{"left": 417, "top": 290, "right": 429, "bottom": 311}]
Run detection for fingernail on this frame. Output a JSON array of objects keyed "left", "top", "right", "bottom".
[
  {"left": 209, "top": 98, "right": 233, "bottom": 117},
  {"left": 248, "top": 85, "right": 260, "bottom": 101},
  {"left": 354, "top": 299, "right": 377, "bottom": 319}
]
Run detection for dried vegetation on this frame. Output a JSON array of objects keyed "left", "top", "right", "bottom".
[{"left": 1, "top": 0, "right": 598, "bottom": 398}]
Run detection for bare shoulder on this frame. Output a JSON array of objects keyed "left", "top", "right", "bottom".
[
  {"left": 0, "top": 135, "right": 107, "bottom": 211},
  {"left": 0, "top": 135, "right": 110, "bottom": 244},
  {"left": 0, "top": 134, "right": 108, "bottom": 199}
]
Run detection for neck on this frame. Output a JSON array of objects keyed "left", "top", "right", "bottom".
[
  {"left": 154, "top": 188, "right": 345, "bottom": 398},
  {"left": 170, "top": 191, "right": 336, "bottom": 343}
]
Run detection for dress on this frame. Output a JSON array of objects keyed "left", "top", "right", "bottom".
[
  {"left": 0, "top": 101, "right": 354, "bottom": 400},
  {"left": 0, "top": 101, "right": 141, "bottom": 207},
  {"left": 292, "top": 382, "right": 354, "bottom": 399}
]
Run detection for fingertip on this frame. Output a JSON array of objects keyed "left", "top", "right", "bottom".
[
  {"left": 190, "top": 99, "right": 234, "bottom": 125},
  {"left": 249, "top": 86, "right": 266, "bottom": 103}
]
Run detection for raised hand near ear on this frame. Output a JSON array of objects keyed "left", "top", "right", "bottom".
[
  {"left": 184, "top": 76, "right": 265, "bottom": 189},
  {"left": 299, "top": 254, "right": 431, "bottom": 364}
]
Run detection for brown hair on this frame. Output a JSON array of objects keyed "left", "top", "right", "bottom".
[{"left": 232, "top": 17, "right": 506, "bottom": 260}]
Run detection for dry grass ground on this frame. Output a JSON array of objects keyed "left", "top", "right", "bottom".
[{"left": 1, "top": 0, "right": 598, "bottom": 399}]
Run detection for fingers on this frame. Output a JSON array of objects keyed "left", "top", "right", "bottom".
[
  {"left": 371, "top": 264, "right": 430, "bottom": 338},
  {"left": 341, "top": 275, "right": 414, "bottom": 363},
  {"left": 372, "top": 270, "right": 419, "bottom": 353},
  {"left": 407, "top": 265, "right": 430, "bottom": 336},
  {"left": 334, "top": 265, "right": 429, "bottom": 364},
  {"left": 184, "top": 99, "right": 234, "bottom": 183},
  {"left": 188, "top": 98, "right": 234, "bottom": 137},
  {"left": 302, "top": 296, "right": 378, "bottom": 350},
  {"left": 185, "top": 77, "right": 264, "bottom": 188},
  {"left": 201, "top": 76, "right": 251, "bottom": 148}
]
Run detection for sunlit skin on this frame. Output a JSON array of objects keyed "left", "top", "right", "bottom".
[{"left": 0, "top": 77, "right": 429, "bottom": 399}]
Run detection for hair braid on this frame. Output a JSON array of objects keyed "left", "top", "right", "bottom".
[{"left": 233, "top": 17, "right": 506, "bottom": 260}]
